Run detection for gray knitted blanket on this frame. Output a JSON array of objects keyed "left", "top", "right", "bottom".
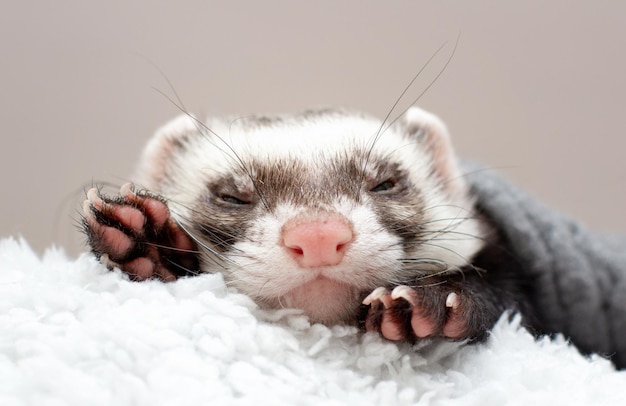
[{"left": 465, "top": 165, "right": 626, "bottom": 368}]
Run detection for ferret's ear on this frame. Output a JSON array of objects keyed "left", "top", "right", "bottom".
[
  {"left": 399, "top": 107, "right": 465, "bottom": 193},
  {"left": 134, "top": 114, "right": 198, "bottom": 190}
]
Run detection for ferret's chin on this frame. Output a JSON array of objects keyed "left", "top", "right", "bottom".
[{"left": 278, "top": 277, "right": 362, "bottom": 324}]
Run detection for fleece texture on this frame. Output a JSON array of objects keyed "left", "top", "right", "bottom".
[
  {"left": 465, "top": 164, "right": 626, "bottom": 367},
  {"left": 1, "top": 236, "right": 625, "bottom": 406}
]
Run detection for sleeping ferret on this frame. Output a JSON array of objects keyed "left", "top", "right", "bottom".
[{"left": 82, "top": 107, "right": 542, "bottom": 346}]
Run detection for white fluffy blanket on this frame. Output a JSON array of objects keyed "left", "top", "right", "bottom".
[{"left": 1, "top": 237, "right": 625, "bottom": 405}]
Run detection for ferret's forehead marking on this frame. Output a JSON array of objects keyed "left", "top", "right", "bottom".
[{"left": 245, "top": 155, "right": 363, "bottom": 208}]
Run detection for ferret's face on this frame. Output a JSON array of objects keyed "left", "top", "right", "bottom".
[{"left": 135, "top": 108, "right": 484, "bottom": 323}]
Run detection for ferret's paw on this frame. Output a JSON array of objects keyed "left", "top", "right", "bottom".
[
  {"left": 362, "top": 285, "right": 471, "bottom": 342},
  {"left": 82, "top": 183, "right": 199, "bottom": 281}
]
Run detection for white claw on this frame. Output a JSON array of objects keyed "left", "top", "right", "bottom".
[
  {"left": 86, "top": 187, "right": 97, "bottom": 201},
  {"left": 390, "top": 285, "right": 417, "bottom": 306},
  {"left": 446, "top": 292, "right": 460, "bottom": 309},
  {"left": 120, "top": 182, "right": 135, "bottom": 198},
  {"left": 82, "top": 199, "right": 93, "bottom": 217},
  {"left": 86, "top": 188, "right": 104, "bottom": 208},
  {"left": 99, "top": 254, "right": 119, "bottom": 269},
  {"left": 362, "top": 287, "right": 389, "bottom": 305}
]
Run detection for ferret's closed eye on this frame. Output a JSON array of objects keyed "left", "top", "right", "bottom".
[
  {"left": 370, "top": 179, "right": 397, "bottom": 193},
  {"left": 219, "top": 194, "right": 252, "bottom": 206}
]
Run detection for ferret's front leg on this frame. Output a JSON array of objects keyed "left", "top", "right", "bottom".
[
  {"left": 362, "top": 274, "right": 507, "bottom": 343},
  {"left": 82, "top": 183, "right": 199, "bottom": 281}
]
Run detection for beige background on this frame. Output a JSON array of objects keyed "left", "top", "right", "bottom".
[{"left": 1, "top": 0, "right": 625, "bottom": 256}]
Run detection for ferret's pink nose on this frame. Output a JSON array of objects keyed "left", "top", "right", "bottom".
[{"left": 282, "top": 220, "right": 353, "bottom": 268}]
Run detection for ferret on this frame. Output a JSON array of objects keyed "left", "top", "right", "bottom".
[{"left": 83, "top": 107, "right": 535, "bottom": 344}]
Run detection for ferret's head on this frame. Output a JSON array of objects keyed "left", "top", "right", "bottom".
[{"left": 135, "top": 107, "right": 484, "bottom": 324}]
